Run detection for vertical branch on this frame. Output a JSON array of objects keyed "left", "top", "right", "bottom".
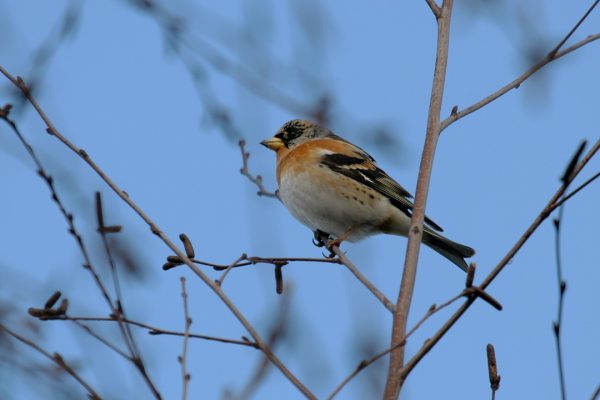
[
  {"left": 553, "top": 206, "right": 567, "bottom": 400},
  {"left": 383, "top": 1, "right": 454, "bottom": 398},
  {"left": 178, "top": 277, "right": 192, "bottom": 400}
]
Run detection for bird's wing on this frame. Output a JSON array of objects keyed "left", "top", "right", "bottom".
[{"left": 319, "top": 148, "right": 444, "bottom": 232}]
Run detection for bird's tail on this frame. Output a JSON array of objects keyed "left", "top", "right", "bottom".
[{"left": 422, "top": 229, "right": 475, "bottom": 272}]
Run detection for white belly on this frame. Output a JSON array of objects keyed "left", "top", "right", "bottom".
[{"left": 278, "top": 169, "right": 408, "bottom": 241}]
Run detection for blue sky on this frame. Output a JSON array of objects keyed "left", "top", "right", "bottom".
[{"left": 1, "top": 0, "right": 599, "bottom": 399}]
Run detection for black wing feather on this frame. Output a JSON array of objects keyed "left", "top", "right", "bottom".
[{"left": 320, "top": 153, "right": 444, "bottom": 232}]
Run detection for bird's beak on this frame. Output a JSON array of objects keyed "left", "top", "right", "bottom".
[{"left": 260, "top": 137, "right": 284, "bottom": 151}]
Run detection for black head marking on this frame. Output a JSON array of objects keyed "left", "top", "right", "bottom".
[{"left": 275, "top": 119, "right": 330, "bottom": 148}]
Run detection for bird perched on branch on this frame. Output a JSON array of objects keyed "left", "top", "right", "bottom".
[{"left": 261, "top": 119, "right": 474, "bottom": 271}]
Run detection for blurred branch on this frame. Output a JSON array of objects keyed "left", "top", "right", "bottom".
[
  {"left": 0, "top": 67, "right": 316, "bottom": 399},
  {"left": 178, "top": 277, "right": 191, "bottom": 400},
  {"left": 384, "top": 0, "right": 454, "bottom": 398},
  {"left": 0, "top": 324, "right": 101, "bottom": 400},
  {"left": 7, "top": 0, "right": 82, "bottom": 110},
  {"left": 592, "top": 384, "right": 600, "bottom": 400},
  {"left": 239, "top": 140, "right": 278, "bottom": 198},
  {"left": 0, "top": 105, "right": 162, "bottom": 399},
  {"left": 441, "top": 0, "right": 600, "bottom": 132},
  {"left": 398, "top": 139, "right": 600, "bottom": 384}
]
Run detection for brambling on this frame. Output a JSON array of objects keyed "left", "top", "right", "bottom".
[{"left": 261, "top": 119, "right": 475, "bottom": 271}]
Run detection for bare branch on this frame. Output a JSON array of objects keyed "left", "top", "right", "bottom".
[
  {"left": 553, "top": 170, "right": 600, "bottom": 209},
  {"left": 239, "top": 139, "right": 278, "bottom": 198},
  {"left": 331, "top": 246, "right": 395, "bottom": 314},
  {"left": 179, "top": 278, "right": 191, "bottom": 400},
  {"left": 425, "top": 0, "right": 441, "bottom": 18},
  {"left": 39, "top": 315, "right": 259, "bottom": 348},
  {"left": 0, "top": 67, "right": 316, "bottom": 399},
  {"left": 215, "top": 254, "right": 247, "bottom": 287},
  {"left": 0, "top": 324, "right": 101, "bottom": 399},
  {"left": 163, "top": 254, "right": 341, "bottom": 271},
  {"left": 384, "top": 0, "right": 454, "bottom": 397},
  {"left": 549, "top": 0, "right": 600, "bottom": 56}
]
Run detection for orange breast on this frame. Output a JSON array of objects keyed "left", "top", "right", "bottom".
[{"left": 275, "top": 138, "right": 360, "bottom": 184}]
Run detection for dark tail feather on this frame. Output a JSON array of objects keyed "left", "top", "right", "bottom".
[{"left": 422, "top": 229, "right": 475, "bottom": 272}]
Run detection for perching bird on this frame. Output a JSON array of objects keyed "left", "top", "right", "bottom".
[{"left": 261, "top": 119, "right": 475, "bottom": 271}]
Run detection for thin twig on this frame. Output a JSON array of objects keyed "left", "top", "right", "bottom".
[
  {"left": 164, "top": 254, "right": 341, "bottom": 273},
  {"left": 331, "top": 246, "right": 395, "bottom": 314},
  {"left": 95, "top": 192, "right": 143, "bottom": 368},
  {"left": 549, "top": 0, "right": 600, "bottom": 56},
  {"left": 553, "top": 203, "right": 567, "bottom": 400},
  {"left": 0, "top": 324, "right": 101, "bottom": 399},
  {"left": 398, "top": 139, "right": 600, "bottom": 384},
  {"left": 215, "top": 254, "right": 247, "bottom": 287},
  {"left": 0, "top": 68, "right": 316, "bottom": 399},
  {"left": 42, "top": 315, "right": 259, "bottom": 348},
  {"left": 553, "top": 171, "right": 600, "bottom": 209},
  {"left": 384, "top": 1, "right": 454, "bottom": 398},
  {"left": 179, "top": 277, "right": 191, "bottom": 400},
  {"left": 550, "top": 140, "right": 586, "bottom": 400},
  {"left": 239, "top": 139, "right": 278, "bottom": 198},
  {"left": 71, "top": 320, "right": 131, "bottom": 360}
]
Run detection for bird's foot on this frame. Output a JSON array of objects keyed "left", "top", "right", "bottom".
[{"left": 312, "top": 230, "right": 330, "bottom": 248}]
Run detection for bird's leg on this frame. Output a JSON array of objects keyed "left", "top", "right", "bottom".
[{"left": 324, "top": 226, "right": 354, "bottom": 257}]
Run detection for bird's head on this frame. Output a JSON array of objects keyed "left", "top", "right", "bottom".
[{"left": 261, "top": 119, "right": 331, "bottom": 151}]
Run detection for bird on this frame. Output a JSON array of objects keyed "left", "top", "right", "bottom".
[{"left": 260, "top": 119, "right": 475, "bottom": 271}]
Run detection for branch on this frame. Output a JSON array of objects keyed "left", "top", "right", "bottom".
[
  {"left": 239, "top": 139, "right": 278, "bottom": 198},
  {"left": 398, "top": 139, "right": 600, "bottom": 383},
  {"left": 0, "top": 324, "right": 101, "bottom": 399},
  {"left": 331, "top": 246, "right": 395, "bottom": 314},
  {"left": 39, "top": 315, "right": 259, "bottom": 348},
  {"left": 384, "top": 0, "right": 454, "bottom": 398},
  {"left": 0, "top": 67, "right": 316, "bottom": 400},
  {"left": 178, "top": 278, "right": 191, "bottom": 400},
  {"left": 165, "top": 254, "right": 341, "bottom": 271},
  {"left": 441, "top": 0, "right": 600, "bottom": 132},
  {"left": 425, "top": 0, "right": 441, "bottom": 18}
]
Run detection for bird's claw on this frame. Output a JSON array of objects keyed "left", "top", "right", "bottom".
[{"left": 312, "top": 230, "right": 330, "bottom": 248}]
